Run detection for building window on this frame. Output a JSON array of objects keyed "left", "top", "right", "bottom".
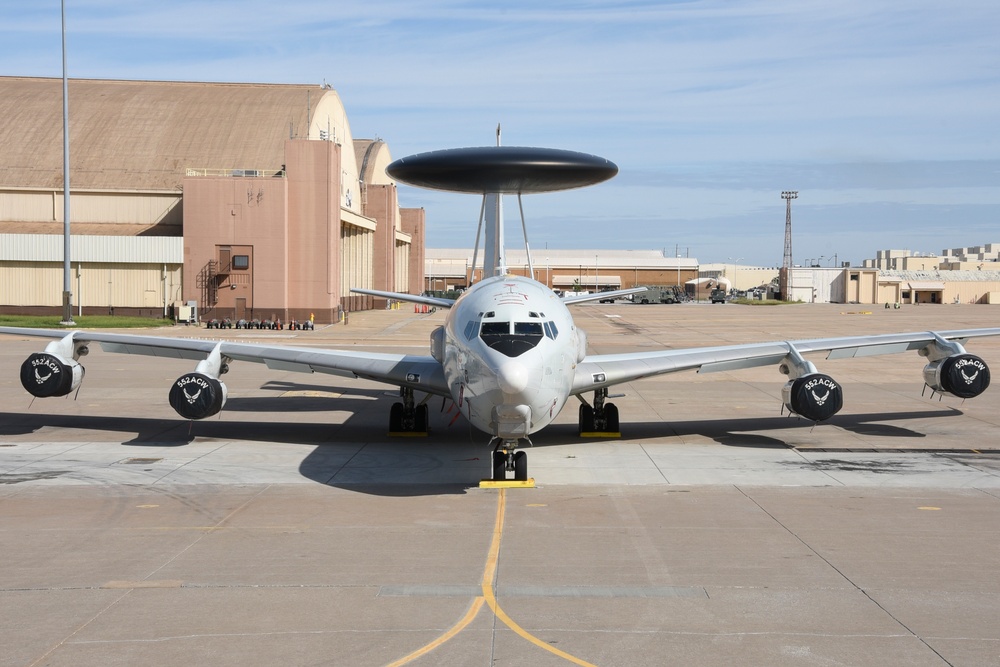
[{"left": 232, "top": 255, "right": 249, "bottom": 270}]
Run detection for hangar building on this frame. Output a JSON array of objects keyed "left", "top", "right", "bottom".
[{"left": 0, "top": 77, "right": 424, "bottom": 322}]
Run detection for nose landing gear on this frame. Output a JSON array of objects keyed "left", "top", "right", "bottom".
[{"left": 486, "top": 438, "right": 532, "bottom": 485}]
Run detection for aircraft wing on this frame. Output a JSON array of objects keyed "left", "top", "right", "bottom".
[
  {"left": 0, "top": 327, "right": 449, "bottom": 396},
  {"left": 350, "top": 288, "right": 455, "bottom": 309},
  {"left": 562, "top": 287, "right": 647, "bottom": 305},
  {"left": 572, "top": 328, "right": 1000, "bottom": 394}
]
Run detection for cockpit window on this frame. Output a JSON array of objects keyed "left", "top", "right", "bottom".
[
  {"left": 479, "top": 320, "right": 544, "bottom": 357},
  {"left": 543, "top": 321, "right": 559, "bottom": 339},
  {"left": 464, "top": 320, "right": 478, "bottom": 341},
  {"left": 514, "top": 321, "right": 543, "bottom": 336}
]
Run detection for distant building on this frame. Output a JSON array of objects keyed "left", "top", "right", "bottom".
[
  {"left": 0, "top": 77, "right": 424, "bottom": 321},
  {"left": 424, "top": 249, "right": 698, "bottom": 293}
]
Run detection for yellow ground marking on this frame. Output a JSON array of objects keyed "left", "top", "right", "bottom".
[
  {"left": 280, "top": 390, "right": 343, "bottom": 398},
  {"left": 135, "top": 504, "right": 159, "bottom": 509},
  {"left": 918, "top": 506, "right": 942, "bottom": 511},
  {"left": 386, "top": 489, "right": 597, "bottom": 667},
  {"left": 384, "top": 596, "right": 486, "bottom": 667},
  {"left": 479, "top": 478, "right": 536, "bottom": 489},
  {"left": 481, "top": 489, "right": 598, "bottom": 667},
  {"left": 579, "top": 432, "right": 621, "bottom": 438}
]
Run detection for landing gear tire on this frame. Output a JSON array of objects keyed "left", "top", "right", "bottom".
[
  {"left": 578, "top": 403, "right": 595, "bottom": 434},
  {"left": 414, "top": 404, "right": 428, "bottom": 433},
  {"left": 389, "top": 402, "right": 404, "bottom": 432},
  {"left": 513, "top": 451, "right": 528, "bottom": 481},
  {"left": 493, "top": 451, "right": 507, "bottom": 481},
  {"left": 604, "top": 403, "right": 620, "bottom": 432}
]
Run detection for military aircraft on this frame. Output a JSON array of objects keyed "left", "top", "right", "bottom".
[{"left": 2, "top": 140, "right": 998, "bottom": 482}]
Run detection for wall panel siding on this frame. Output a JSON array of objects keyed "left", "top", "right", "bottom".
[
  {"left": 0, "top": 261, "right": 182, "bottom": 308},
  {"left": 0, "top": 191, "right": 181, "bottom": 225}
]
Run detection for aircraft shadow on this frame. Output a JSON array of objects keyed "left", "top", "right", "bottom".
[
  {"left": 537, "top": 408, "right": 963, "bottom": 449},
  {"left": 0, "top": 403, "right": 966, "bottom": 497}
]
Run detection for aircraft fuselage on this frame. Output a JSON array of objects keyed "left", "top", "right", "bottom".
[{"left": 441, "top": 275, "right": 584, "bottom": 440}]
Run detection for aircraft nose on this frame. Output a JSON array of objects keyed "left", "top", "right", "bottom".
[{"left": 496, "top": 361, "right": 529, "bottom": 395}]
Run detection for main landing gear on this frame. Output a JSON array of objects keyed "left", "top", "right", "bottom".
[
  {"left": 491, "top": 438, "right": 529, "bottom": 482},
  {"left": 388, "top": 387, "right": 429, "bottom": 436},
  {"left": 578, "top": 387, "right": 620, "bottom": 436}
]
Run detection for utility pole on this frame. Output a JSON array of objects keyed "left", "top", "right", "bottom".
[
  {"left": 60, "top": 0, "right": 74, "bottom": 325},
  {"left": 780, "top": 191, "right": 797, "bottom": 301}
]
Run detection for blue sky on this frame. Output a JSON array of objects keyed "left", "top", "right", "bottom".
[{"left": 4, "top": 1, "right": 999, "bottom": 266}]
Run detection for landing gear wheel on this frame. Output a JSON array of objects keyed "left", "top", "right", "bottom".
[
  {"left": 492, "top": 451, "right": 507, "bottom": 481},
  {"left": 389, "top": 402, "right": 404, "bottom": 432},
  {"left": 513, "top": 451, "right": 528, "bottom": 481},
  {"left": 604, "top": 403, "right": 620, "bottom": 432},
  {"left": 414, "top": 404, "right": 428, "bottom": 433},
  {"left": 578, "top": 403, "right": 595, "bottom": 434}
]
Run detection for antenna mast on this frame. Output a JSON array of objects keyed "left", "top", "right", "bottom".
[{"left": 781, "top": 191, "right": 797, "bottom": 270}]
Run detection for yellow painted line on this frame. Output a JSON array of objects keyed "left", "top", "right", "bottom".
[
  {"left": 384, "top": 596, "right": 486, "bottom": 667},
  {"left": 579, "top": 432, "right": 621, "bottom": 438},
  {"left": 479, "top": 479, "right": 536, "bottom": 489},
  {"left": 918, "top": 506, "right": 942, "bottom": 511},
  {"left": 482, "top": 489, "right": 598, "bottom": 667},
  {"left": 387, "top": 432, "right": 429, "bottom": 437},
  {"left": 385, "top": 489, "right": 595, "bottom": 667}
]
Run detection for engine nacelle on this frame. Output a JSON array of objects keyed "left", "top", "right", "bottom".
[
  {"left": 782, "top": 373, "right": 843, "bottom": 421},
  {"left": 19, "top": 352, "right": 84, "bottom": 398},
  {"left": 923, "top": 353, "right": 990, "bottom": 399},
  {"left": 430, "top": 325, "right": 446, "bottom": 363},
  {"left": 168, "top": 372, "right": 228, "bottom": 420}
]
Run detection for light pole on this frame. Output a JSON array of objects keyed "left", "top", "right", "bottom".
[
  {"left": 60, "top": 0, "right": 74, "bottom": 325},
  {"left": 728, "top": 256, "right": 743, "bottom": 293}
]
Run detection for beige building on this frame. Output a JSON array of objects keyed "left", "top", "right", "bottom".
[
  {"left": 424, "top": 249, "right": 699, "bottom": 293},
  {"left": 0, "top": 77, "right": 423, "bottom": 321}
]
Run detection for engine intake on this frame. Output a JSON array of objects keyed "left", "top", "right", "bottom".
[
  {"left": 168, "top": 372, "right": 228, "bottom": 420},
  {"left": 782, "top": 373, "right": 843, "bottom": 421},
  {"left": 19, "top": 352, "right": 83, "bottom": 398},
  {"left": 923, "top": 353, "right": 990, "bottom": 399}
]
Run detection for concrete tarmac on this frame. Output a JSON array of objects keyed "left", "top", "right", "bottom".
[{"left": 1, "top": 303, "right": 999, "bottom": 666}]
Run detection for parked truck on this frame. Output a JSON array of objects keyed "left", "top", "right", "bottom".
[{"left": 633, "top": 285, "right": 685, "bottom": 304}]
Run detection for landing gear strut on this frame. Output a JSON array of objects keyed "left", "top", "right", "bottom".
[
  {"left": 388, "top": 387, "right": 429, "bottom": 435},
  {"left": 578, "top": 387, "right": 620, "bottom": 436},
  {"left": 491, "top": 438, "right": 529, "bottom": 481}
]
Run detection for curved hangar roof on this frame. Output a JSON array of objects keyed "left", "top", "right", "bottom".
[
  {"left": 0, "top": 77, "right": 357, "bottom": 191},
  {"left": 386, "top": 146, "right": 618, "bottom": 194}
]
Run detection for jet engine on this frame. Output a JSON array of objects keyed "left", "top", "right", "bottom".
[
  {"left": 923, "top": 353, "right": 990, "bottom": 399},
  {"left": 168, "top": 372, "right": 228, "bottom": 420},
  {"left": 168, "top": 343, "right": 230, "bottom": 420},
  {"left": 781, "top": 373, "right": 843, "bottom": 421},
  {"left": 19, "top": 352, "right": 84, "bottom": 398}
]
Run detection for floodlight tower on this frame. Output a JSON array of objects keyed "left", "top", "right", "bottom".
[{"left": 781, "top": 191, "right": 797, "bottom": 271}]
